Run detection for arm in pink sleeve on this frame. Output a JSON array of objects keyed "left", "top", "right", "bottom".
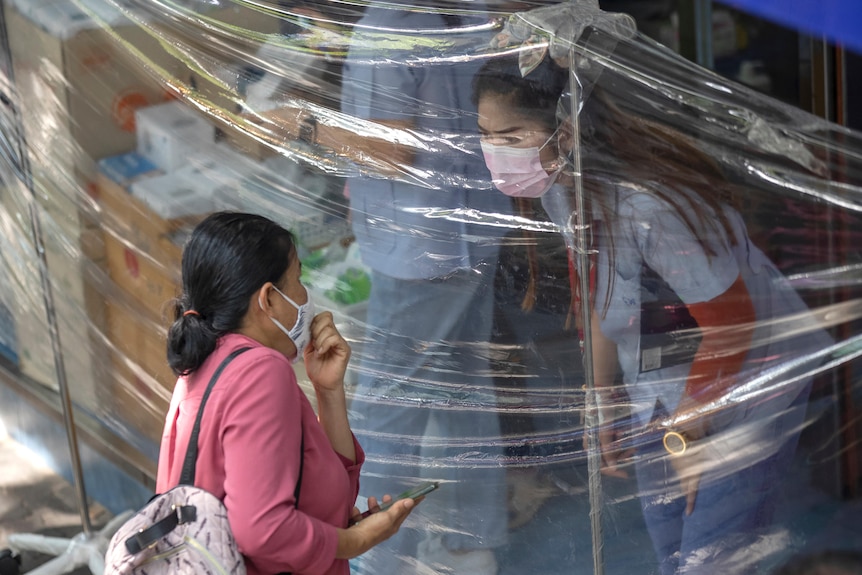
[
  {"left": 220, "top": 351, "right": 339, "bottom": 575},
  {"left": 340, "top": 436, "right": 365, "bottom": 502}
]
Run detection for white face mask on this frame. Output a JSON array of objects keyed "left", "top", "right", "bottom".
[
  {"left": 481, "top": 140, "right": 561, "bottom": 198},
  {"left": 260, "top": 286, "right": 315, "bottom": 361}
]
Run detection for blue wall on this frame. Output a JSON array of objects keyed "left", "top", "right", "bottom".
[{"left": 726, "top": 0, "right": 862, "bottom": 54}]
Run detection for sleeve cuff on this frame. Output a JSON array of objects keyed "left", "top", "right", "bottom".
[{"left": 338, "top": 434, "right": 365, "bottom": 471}]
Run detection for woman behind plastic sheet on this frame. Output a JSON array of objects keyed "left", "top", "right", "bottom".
[
  {"left": 471, "top": 54, "right": 832, "bottom": 574},
  {"left": 156, "top": 212, "right": 416, "bottom": 575}
]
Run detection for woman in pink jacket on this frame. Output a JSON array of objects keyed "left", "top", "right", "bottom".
[{"left": 157, "top": 211, "right": 415, "bottom": 575}]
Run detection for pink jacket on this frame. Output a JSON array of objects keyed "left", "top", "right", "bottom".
[{"left": 156, "top": 333, "right": 364, "bottom": 575}]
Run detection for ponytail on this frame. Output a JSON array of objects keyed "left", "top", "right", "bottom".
[{"left": 166, "top": 300, "right": 221, "bottom": 376}]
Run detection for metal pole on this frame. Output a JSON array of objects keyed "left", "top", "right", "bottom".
[
  {"left": 693, "top": 0, "right": 713, "bottom": 70},
  {"left": 568, "top": 45, "right": 605, "bottom": 575},
  {"left": 0, "top": 6, "right": 94, "bottom": 534},
  {"left": 678, "top": 0, "right": 713, "bottom": 69},
  {"left": 24, "top": 203, "right": 94, "bottom": 536}
]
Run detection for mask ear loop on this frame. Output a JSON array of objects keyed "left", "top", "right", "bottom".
[
  {"left": 258, "top": 285, "right": 301, "bottom": 321},
  {"left": 534, "top": 126, "right": 570, "bottom": 181},
  {"left": 272, "top": 285, "right": 303, "bottom": 311}
]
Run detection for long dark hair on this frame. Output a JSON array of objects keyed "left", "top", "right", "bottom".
[
  {"left": 472, "top": 53, "right": 739, "bottom": 320},
  {"left": 167, "top": 212, "right": 297, "bottom": 376}
]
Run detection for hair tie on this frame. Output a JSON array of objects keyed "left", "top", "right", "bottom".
[{"left": 183, "top": 309, "right": 200, "bottom": 317}]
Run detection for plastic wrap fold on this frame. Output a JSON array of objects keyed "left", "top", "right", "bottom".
[{"left": 0, "top": 1, "right": 860, "bottom": 574}]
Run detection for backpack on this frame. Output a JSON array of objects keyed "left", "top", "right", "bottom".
[{"left": 104, "top": 347, "right": 305, "bottom": 574}]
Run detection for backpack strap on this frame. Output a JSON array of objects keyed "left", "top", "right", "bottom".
[
  {"left": 295, "top": 431, "right": 304, "bottom": 504},
  {"left": 124, "top": 503, "right": 198, "bottom": 554},
  {"left": 179, "top": 346, "right": 252, "bottom": 486}
]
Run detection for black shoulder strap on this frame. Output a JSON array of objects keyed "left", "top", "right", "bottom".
[
  {"left": 295, "top": 432, "right": 304, "bottom": 504},
  {"left": 179, "top": 346, "right": 252, "bottom": 486}
]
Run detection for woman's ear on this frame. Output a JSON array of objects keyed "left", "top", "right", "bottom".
[
  {"left": 256, "top": 282, "right": 276, "bottom": 314},
  {"left": 556, "top": 119, "right": 575, "bottom": 157}
]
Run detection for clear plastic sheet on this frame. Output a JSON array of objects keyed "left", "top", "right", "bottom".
[{"left": 0, "top": 1, "right": 860, "bottom": 573}]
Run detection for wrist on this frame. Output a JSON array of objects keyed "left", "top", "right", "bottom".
[
  {"left": 661, "top": 420, "right": 708, "bottom": 456},
  {"left": 314, "top": 382, "right": 347, "bottom": 404},
  {"left": 336, "top": 527, "right": 366, "bottom": 560}
]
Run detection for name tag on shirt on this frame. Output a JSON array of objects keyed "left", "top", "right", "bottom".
[{"left": 639, "top": 265, "right": 702, "bottom": 373}]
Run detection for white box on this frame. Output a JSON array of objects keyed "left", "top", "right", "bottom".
[
  {"left": 11, "top": 0, "right": 133, "bottom": 40},
  {"left": 135, "top": 101, "right": 216, "bottom": 172},
  {"left": 175, "top": 144, "right": 262, "bottom": 212},
  {"left": 130, "top": 171, "right": 216, "bottom": 220}
]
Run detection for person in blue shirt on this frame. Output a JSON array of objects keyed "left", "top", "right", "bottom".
[{"left": 340, "top": 4, "right": 513, "bottom": 574}]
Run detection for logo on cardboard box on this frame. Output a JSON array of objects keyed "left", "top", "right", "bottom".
[
  {"left": 124, "top": 247, "right": 140, "bottom": 279},
  {"left": 113, "top": 89, "right": 151, "bottom": 132}
]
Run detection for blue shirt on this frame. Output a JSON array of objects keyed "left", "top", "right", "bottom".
[
  {"left": 593, "top": 184, "right": 832, "bottom": 428},
  {"left": 340, "top": 7, "right": 512, "bottom": 279}
]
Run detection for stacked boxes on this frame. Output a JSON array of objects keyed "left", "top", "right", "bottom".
[
  {"left": 4, "top": 0, "right": 182, "bottom": 215},
  {"left": 2, "top": 0, "right": 274, "bottom": 441},
  {"left": 3, "top": 0, "right": 182, "bottom": 415},
  {"left": 4, "top": 0, "right": 357, "bottom": 445},
  {"left": 96, "top": 151, "right": 196, "bottom": 443}
]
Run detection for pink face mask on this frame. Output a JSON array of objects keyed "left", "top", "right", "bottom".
[{"left": 481, "top": 140, "right": 560, "bottom": 198}]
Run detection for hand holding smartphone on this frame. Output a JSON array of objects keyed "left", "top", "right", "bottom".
[{"left": 350, "top": 481, "right": 439, "bottom": 525}]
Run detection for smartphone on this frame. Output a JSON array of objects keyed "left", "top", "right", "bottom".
[{"left": 351, "top": 481, "right": 439, "bottom": 524}]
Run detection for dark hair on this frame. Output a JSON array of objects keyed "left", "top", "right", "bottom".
[
  {"left": 471, "top": 54, "right": 569, "bottom": 131},
  {"left": 773, "top": 550, "right": 862, "bottom": 575},
  {"left": 166, "top": 212, "right": 297, "bottom": 376}
]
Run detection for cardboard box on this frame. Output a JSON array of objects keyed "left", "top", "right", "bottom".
[
  {"left": 94, "top": 153, "right": 188, "bottom": 442},
  {"left": 97, "top": 151, "right": 162, "bottom": 187},
  {"left": 130, "top": 170, "right": 217, "bottom": 220},
  {"left": 1, "top": 171, "right": 107, "bottom": 402},
  {"left": 5, "top": 1, "right": 183, "bottom": 167},
  {"left": 95, "top": 168, "right": 187, "bottom": 316},
  {"left": 105, "top": 300, "right": 175, "bottom": 388},
  {"left": 95, "top": 153, "right": 168, "bottom": 249},
  {"left": 105, "top": 300, "right": 174, "bottom": 444},
  {"left": 103, "top": 227, "right": 184, "bottom": 320}
]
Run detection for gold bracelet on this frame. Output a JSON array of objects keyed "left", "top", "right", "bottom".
[{"left": 662, "top": 430, "right": 689, "bottom": 456}]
